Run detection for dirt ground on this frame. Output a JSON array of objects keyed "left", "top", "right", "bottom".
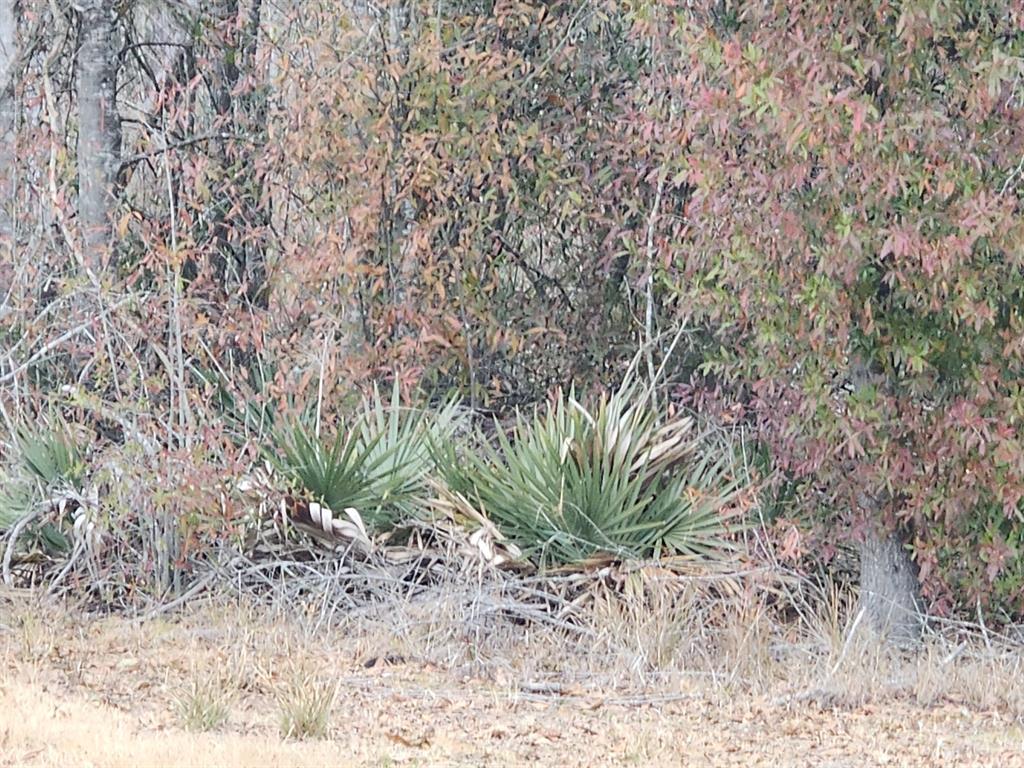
[{"left": 0, "top": 592, "right": 1022, "bottom": 768}]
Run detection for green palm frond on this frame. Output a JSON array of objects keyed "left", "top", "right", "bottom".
[
  {"left": 277, "top": 424, "right": 383, "bottom": 517},
  {"left": 0, "top": 480, "right": 33, "bottom": 530},
  {"left": 458, "top": 381, "right": 748, "bottom": 568},
  {"left": 14, "top": 422, "right": 85, "bottom": 487},
  {"left": 271, "top": 382, "right": 465, "bottom": 532},
  {"left": 0, "top": 419, "right": 84, "bottom": 551}
]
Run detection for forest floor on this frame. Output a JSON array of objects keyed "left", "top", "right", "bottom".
[{"left": 0, "top": 589, "right": 1022, "bottom": 768}]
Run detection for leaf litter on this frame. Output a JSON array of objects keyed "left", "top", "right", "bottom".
[{"left": 0, "top": 591, "right": 1021, "bottom": 767}]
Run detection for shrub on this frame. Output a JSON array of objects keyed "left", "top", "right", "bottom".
[
  {"left": 654, "top": 0, "right": 1024, "bottom": 618},
  {"left": 0, "top": 419, "right": 86, "bottom": 552},
  {"left": 270, "top": 383, "right": 463, "bottom": 533},
  {"left": 449, "top": 380, "right": 748, "bottom": 568}
]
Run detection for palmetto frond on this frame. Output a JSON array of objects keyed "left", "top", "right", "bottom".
[
  {"left": 270, "top": 382, "right": 465, "bottom": 535},
  {"left": 456, "top": 380, "right": 747, "bottom": 568},
  {"left": 0, "top": 419, "right": 86, "bottom": 551}
]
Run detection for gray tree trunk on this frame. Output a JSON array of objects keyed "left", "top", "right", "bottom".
[
  {"left": 77, "top": 0, "right": 120, "bottom": 270},
  {"left": 849, "top": 352, "right": 924, "bottom": 645},
  {"left": 0, "top": 0, "right": 16, "bottom": 251},
  {"left": 859, "top": 523, "right": 925, "bottom": 645}
]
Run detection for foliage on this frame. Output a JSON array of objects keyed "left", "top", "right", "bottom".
[
  {"left": 11, "top": 423, "right": 84, "bottom": 490},
  {"left": 267, "top": 0, "right": 654, "bottom": 404},
  {"left": 451, "top": 381, "right": 747, "bottom": 568},
  {"left": 3, "top": 0, "right": 1024, "bottom": 618},
  {"left": 271, "top": 383, "right": 463, "bottom": 532},
  {"left": 0, "top": 420, "right": 85, "bottom": 551},
  {"left": 651, "top": 1, "right": 1024, "bottom": 614}
]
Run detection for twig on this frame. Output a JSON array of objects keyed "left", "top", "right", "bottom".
[
  {"left": 2, "top": 507, "right": 43, "bottom": 587},
  {"left": 940, "top": 641, "right": 968, "bottom": 666},
  {"left": 315, "top": 330, "right": 331, "bottom": 439},
  {"left": 119, "top": 132, "right": 238, "bottom": 170},
  {"left": 493, "top": 234, "right": 574, "bottom": 310},
  {"left": 643, "top": 172, "right": 666, "bottom": 408},
  {"left": 513, "top": 1, "right": 590, "bottom": 97},
  {"left": 140, "top": 568, "right": 222, "bottom": 620},
  {"left": 478, "top": 597, "right": 594, "bottom": 637},
  {"left": 826, "top": 605, "right": 867, "bottom": 680},
  {"left": 163, "top": 115, "right": 191, "bottom": 445},
  {"left": 46, "top": 538, "right": 85, "bottom": 595},
  {"left": 977, "top": 596, "right": 992, "bottom": 653},
  {"left": 0, "top": 296, "right": 134, "bottom": 384}
]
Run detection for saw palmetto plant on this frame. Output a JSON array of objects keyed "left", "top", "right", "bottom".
[
  {"left": 271, "top": 382, "right": 464, "bottom": 534},
  {"left": 451, "top": 381, "right": 748, "bottom": 568},
  {"left": 0, "top": 420, "right": 86, "bottom": 552}
]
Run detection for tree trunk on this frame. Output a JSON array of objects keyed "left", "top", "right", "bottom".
[
  {"left": 849, "top": 352, "right": 924, "bottom": 645},
  {"left": 209, "top": 0, "right": 268, "bottom": 306},
  {"left": 0, "top": 0, "right": 16, "bottom": 251},
  {"left": 77, "top": 0, "right": 120, "bottom": 270},
  {"left": 858, "top": 516, "right": 924, "bottom": 646}
]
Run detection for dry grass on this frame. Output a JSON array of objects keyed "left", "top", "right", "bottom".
[
  {"left": 587, "top": 584, "right": 696, "bottom": 676},
  {"left": 173, "top": 673, "right": 235, "bottom": 732},
  {"left": 273, "top": 665, "right": 337, "bottom": 740},
  {"left": 953, "top": 652, "right": 1024, "bottom": 714},
  {"left": 0, "top": 576, "right": 1023, "bottom": 767}
]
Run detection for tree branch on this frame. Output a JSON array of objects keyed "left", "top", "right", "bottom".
[{"left": 119, "top": 132, "right": 233, "bottom": 170}]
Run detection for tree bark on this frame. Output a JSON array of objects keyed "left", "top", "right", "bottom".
[
  {"left": 209, "top": 0, "right": 268, "bottom": 306},
  {"left": 849, "top": 352, "right": 924, "bottom": 645},
  {"left": 0, "top": 0, "right": 16, "bottom": 252},
  {"left": 77, "top": 0, "right": 120, "bottom": 270},
  {"left": 858, "top": 522, "right": 924, "bottom": 645}
]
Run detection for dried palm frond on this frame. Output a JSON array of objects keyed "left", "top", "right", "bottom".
[{"left": 279, "top": 497, "right": 372, "bottom": 553}]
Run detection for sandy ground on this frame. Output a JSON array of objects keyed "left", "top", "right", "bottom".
[{"left": 0, "top": 596, "right": 1022, "bottom": 767}]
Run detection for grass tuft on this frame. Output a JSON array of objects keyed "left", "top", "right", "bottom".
[
  {"left": 275, "top": 668, "right": 337, "bottom": 740},
  {"left": 173, "top": 675, "right": 234, "bottom": 732}
]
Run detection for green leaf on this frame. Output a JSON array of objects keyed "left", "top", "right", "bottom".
[
  {"left": 452, "top": 380, "right": 748, "bottom": 568},
  {"left": 270, "top": 385, "right": 465, "bottom": 532}
]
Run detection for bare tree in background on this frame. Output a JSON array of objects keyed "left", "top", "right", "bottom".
[
  {"left": 209, "top": 0, "right": 268, "bottom": 305},
  {"left": 0, "top": 0, "right": 16, "bottom": 252},
  {"left": 77, "top": 0, "right": 120, "bottom": 270}
]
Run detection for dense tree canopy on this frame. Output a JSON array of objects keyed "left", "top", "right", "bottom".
[{"left": 663, "top": 1, "right": 1024, "bottom": 616}]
